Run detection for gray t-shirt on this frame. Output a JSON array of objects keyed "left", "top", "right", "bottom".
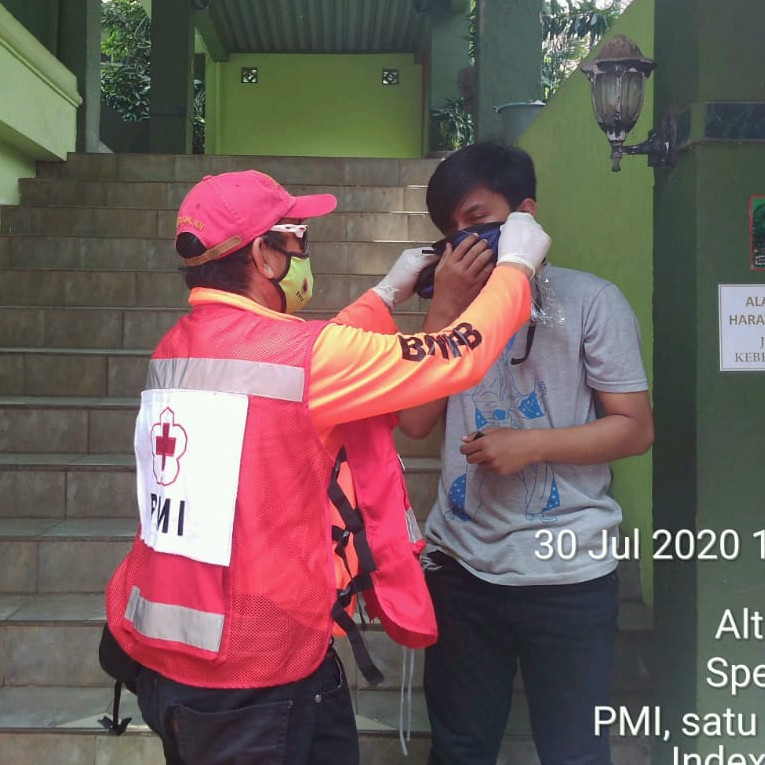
[{"left": 424, "top": 265, "right": 649, "bottom": 586}]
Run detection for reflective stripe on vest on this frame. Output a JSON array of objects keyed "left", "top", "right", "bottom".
[
  {"left": 125, "top": 585, "right": 224, "bottom": 653},
  {"left": 147, "top": 357, "right": 305, "bottom": 401}
]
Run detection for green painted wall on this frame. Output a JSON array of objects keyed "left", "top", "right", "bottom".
[
  {"left": 0, "top": 142, "right": 35, "bottom": 209},
  {"left": 653, "top": 126, "right": 765, "bottom": 765},
  {"left": 206, "top": 53, "right": 423, "bottom": 158},
  {"left": 695, "top": 145, "right": 765, "bottom": 755},
  {"left": 0, "top": 3, "right": 81, "bottom": 217},
  {"left": 652, "top": 0, "right": 765, "bottom": 757},
  {"left": 520, "top": 0, "right": 656, "bottom": 601}
]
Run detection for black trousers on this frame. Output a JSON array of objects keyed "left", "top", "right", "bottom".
[
  {"left": 424, "top": 552, "right": 619, "bottom": 765},
  {"left": 137, "top": 646, "right": 359, "bottom": 765}
]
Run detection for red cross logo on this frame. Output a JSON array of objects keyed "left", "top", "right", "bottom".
[
  {"left": 150, "top": 407, "right": 188, "bottom": 486},
  {"left": 155, "top": 422, "right": 176, "bottom": 469}
]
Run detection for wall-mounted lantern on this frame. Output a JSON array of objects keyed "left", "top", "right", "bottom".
[{"left": 580, "top": 35, "right": 674, "bottom": 172}]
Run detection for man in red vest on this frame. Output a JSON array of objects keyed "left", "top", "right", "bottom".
[{"left": 104, "top": 169, "right": 550, "bottom": 765}]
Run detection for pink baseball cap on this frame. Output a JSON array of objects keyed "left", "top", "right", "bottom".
[{"left": 176, "top": 170, "right": 337, "bottom": 266}]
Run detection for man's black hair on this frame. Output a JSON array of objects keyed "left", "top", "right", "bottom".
[
  {"left": 176, "top": 231, "right": 287, "bottom": 295},
  {"left": 426, "top": 142, "right": 536, "bottom": 234}
]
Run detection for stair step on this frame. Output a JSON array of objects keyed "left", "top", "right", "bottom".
[
  {"left": 0, "top": 518, "right": 133, "bottom": 594},
  {"left": 0, "top": 454, "right": 135, "bottom": 520},
  {"left": 0, "top": 237, "right": 435, "bottom": 278},
  {"left": 0, "top": 349, "right": 149, "bottom": 396},
  {"left": 0, "top": 450, "right": 646, "bottom": 596},
  {"left": 0, "top": 235, "right": 173, "bottom": 271},
  {"left": 1, "top": 236, "right": 435, "bottom": 275},
  {"left": 0, "top": 270, "right": 188, "bottom": 308},
  {"left": 0, "top": 455, "right": 438, "bottom": 521},
  {"left": 0, "top": 505, "right": 650, "bottom": 591},
  {"left": 1, "top": 207, "right": 441, "bottom": 243},
  {"left": 0, "top": 309, "right": 184, "bottom": 350},
  {"left": 19, "top": 179, "right": 429, "bottom": 214},
  {"left": 0, "top": 306, "right": 442, "bottom": 396},
  {"left": 0, "top": 685, "right": 653, "bottom": 764},
  {"left": 0, "top": 444, "right": 649, "bottom": 601},
  {"left": 0, "top": 398, "right": 441, "bottom": 461},
  {"left": 0, "top": 397, "right": 137, "bottom": 454},
  {"left": 0, "top": 307, "right": 428, "bottom": 353},
  {"left": 0, "top": 591, "right": 651, "bottom": 690},
  {"left": 0, "top": 270, "right": 431, "bottom": 314},
  {"left": 0, "top": 256, "right": 437, "bottom": 296},
  {"left": 35, "top": 154, "right": 442, "bottom": 186}
]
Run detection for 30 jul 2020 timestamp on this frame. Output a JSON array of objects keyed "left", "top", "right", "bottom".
[{"left": 534, "top": 527, "right": 765, "bottom": 562}]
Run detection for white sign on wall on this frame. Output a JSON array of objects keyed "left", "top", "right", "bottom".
[{"left": 718, "top": 284, "right": 765, "bottom": 371}]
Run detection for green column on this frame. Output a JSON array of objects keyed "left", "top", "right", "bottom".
[
  {"left": 426, "top": 1, "right": 472, "bottom": 153},
  {"left": 149, "top": 0, "right": 195, "bottom": 154},
  {"left": 58, "top": 0, "right": 101, "bottom": 152},
  {"left": 428, "top": 2, "right": 471, "bottom": 111},
  {"left": 474, "top": 0, "right": 542, "bottom": 142},
  {"left": 652, "top": 0, "right": 765, "bottom": 759}
]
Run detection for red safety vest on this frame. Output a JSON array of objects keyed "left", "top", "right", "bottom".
[{"left": 105, "top": 300, "right": 436, "bottom": 689}]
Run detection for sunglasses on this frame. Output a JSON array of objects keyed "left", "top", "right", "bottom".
[{"left": 269, "top": 223, "right": 309, "bottom": 254}]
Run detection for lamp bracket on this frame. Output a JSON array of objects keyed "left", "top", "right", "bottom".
[{"left": 609, "top": 114, "right": 676, "bottom": 172}]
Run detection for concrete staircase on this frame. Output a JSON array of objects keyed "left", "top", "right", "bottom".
[{"left": 0, "top": 153, "right": 654, "bottom": 764}]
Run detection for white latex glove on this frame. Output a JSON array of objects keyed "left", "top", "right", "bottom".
[
  {"left": 497, "top": 212, "right": 551, "bottom": 277},
  {"left": 372, "top": 247, "right": 439, "bottom": 309}
]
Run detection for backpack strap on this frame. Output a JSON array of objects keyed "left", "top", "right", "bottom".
[
  {"left": 328, "top": 447, "right": 383, "bottom": 685},
  {"left": 97, "top": 624, "right": 138, "bottom": 734},
  {"left": 99, "top": 680, "right": 132, "bottom": 735},
  {"left": 328, "top": 447, "right": 377, "bottom": 574}
]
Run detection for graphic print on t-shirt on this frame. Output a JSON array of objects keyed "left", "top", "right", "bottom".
[{"left": 446, "top": 338, "right": 561, "bottom": 522}]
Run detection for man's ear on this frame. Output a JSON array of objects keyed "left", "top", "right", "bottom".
[
  {"left": 515, "top": 198, "right": 537, "bottom": 217},
  {"left": 251, "top": 237, "right": 276, "bottom": 279}
]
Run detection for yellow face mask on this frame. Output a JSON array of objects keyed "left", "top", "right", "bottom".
[{"left": 273, "top": 253, "right": 314, "bottom": 314}]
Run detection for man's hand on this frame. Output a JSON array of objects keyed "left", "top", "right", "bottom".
[
  {"left": 458, "top": 390, "right": 654, "bottom": 476},
  {"left": 497, "top": 212, "right": 551, "bottom": 277},
  {"left": 459, "top": 427, "right": 538, "bottom": 475},
  {"left": 424, "top": 232, "right": 495, "bottom": 331},
  {"left": 372, "top": 247, "right": 439, "bottom": 310}
]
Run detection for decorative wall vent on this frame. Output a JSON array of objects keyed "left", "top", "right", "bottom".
[
  {"left": 241, "top": 67, "right": 259, "bottom": 84},
  {"left": 382, "top": 68, "right": 399, "bottom": 86}
]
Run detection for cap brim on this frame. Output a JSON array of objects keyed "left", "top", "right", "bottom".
[{"left": 289, "top": 193, "right": 337, "bottom": 220}]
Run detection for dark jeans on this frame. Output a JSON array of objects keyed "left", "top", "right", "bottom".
[
  {"left": 136, "top": 646, "right": 359, "bottom": 765},
  {"left": 424, "top": 552, "right": 619, "bottom": 765}
]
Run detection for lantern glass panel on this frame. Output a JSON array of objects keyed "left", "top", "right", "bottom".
[
  {"left": 619, "top": 70, "right": 646, "bottom": 132},
  {"left": 592, "top": 71, "right": 621, "bottom": 129}
]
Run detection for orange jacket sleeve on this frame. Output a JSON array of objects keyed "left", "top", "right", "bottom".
[
  {"left": 331, "top": 289, "right": 399, "bottom": 335},
  {"left": 308, "top": 266, "right": 531, "bottom": 431}
]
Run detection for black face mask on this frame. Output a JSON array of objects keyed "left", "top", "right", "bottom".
[{"left": 414, "top": 222, "right": 503, "bottom": 299}]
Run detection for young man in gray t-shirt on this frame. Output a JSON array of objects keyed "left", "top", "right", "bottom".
[{"left": 399, "top": 143, "right": 654, "bottom": 765}]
